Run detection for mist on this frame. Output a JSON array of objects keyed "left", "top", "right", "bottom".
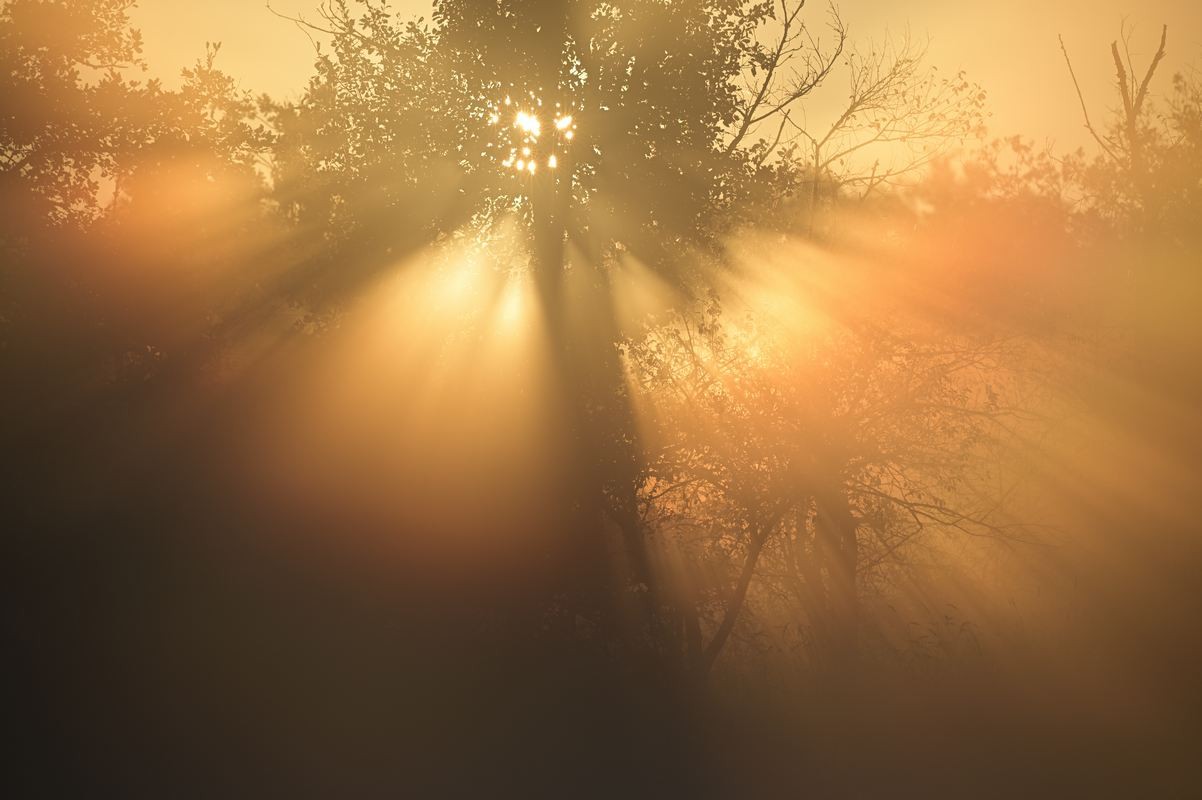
[{"left": 3, "top": 1, "right": 1201, "bottom": 796}]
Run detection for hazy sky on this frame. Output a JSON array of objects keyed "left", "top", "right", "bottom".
[{"left": 134, "top": 0, "right": 1202, "bottom": 151}]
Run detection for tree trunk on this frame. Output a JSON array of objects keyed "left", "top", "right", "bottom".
[
  {"left": 700, "top": 523, "right": 772, "bottom": 675},
  {"left": 530, "top": 157, "right": 660, "bottom": 651},
  {"left": 807, "top": 142, "right": 821, "bottom": 236},
  {"left": 815, "top": 486, "right": 859, "bottom": 664}
]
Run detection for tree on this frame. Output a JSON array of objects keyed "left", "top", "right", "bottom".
[
  {"left": 0, "top": 0, "right": 145, "bottom": 228},
  {"left": 264, "top": 0, "right": 994, "bottom": 659},
  {"left": 267, "top": 0, "right": 809, "bottom": 644},
  {"left": 724, "top": 7, "right": 985, "bottom": 229},
  {"left": 793, "top": 33, "right": 986, "bottom": 206},
  {"left": 623, "top": 273, "right": 1042, "bottom": 671},
  {"left": 1060, "top": 25, "right": 1202, "bottom": 235},
  {"left": 0, "top": 1, "right": 276, "bottom": 423}
]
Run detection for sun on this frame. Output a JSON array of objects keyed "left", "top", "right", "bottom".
[{"left": 489, "top": 95, "right": 578, "bottom": 175}]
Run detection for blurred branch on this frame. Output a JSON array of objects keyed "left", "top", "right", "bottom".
[
  {"left": 726, "top": 0, "right": 846, "bottom": 155},
  {"left": 267, "top": 0, "right": 407, "bottom": 58},
  {"left": 1059, "top": 34, "right": 1121, "bottom": 163}
]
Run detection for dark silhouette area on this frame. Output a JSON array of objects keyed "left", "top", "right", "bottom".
[{"left": 2, "top": 1, "right": 1201, "bottom": 795}]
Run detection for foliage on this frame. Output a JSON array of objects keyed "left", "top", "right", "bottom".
[{"left": 623, "top": 286, "right": 1037, "bottom": 667}]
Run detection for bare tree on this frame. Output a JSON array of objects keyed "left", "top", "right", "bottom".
[
  {"left": 1059, "top": 24, "right": 1170, "bottom": 227},
  {"left": 624, "top": 305, "right": 1043, "bottom": 673},
  {"left": 793, "top": 33, "right": 987, "bottom": 200},
  {"left": 1060, "top": 24, "right": 1167, "bottom": 170},
  {"left": 726, "top": 1, "right": 985, "bottom": 233}
]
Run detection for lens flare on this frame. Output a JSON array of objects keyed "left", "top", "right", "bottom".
[{"left": 515, "top": 111, "right": 541, "bottom": 137}]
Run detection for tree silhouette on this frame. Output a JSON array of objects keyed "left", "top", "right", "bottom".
[
  {"left": 268, "top": 0, "right": 809, "bottom": 642},
  {"left": 623, "top": 277, "right": 1044, "bottom": 670},
  {"left": 1, "top": 1, "right": 274, "bottom": 391},
  {"left": 1060, "top": 26, "right": 1202, "bottom": 235},
  {"left": 0, "top": 0, "right": 144, "bottom": 228},
  {"left": 262, "top": 0, "right": 994, "bottom": 657}
]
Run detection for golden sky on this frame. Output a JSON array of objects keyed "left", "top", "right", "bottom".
[{"left": 133, "top": 0, "right": 1202, "bottom": 150}]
